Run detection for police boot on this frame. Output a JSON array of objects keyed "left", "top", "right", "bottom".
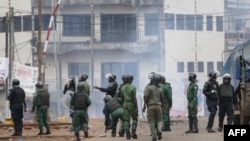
[
  {"left": 45, "top": 128, "right": 51, "bottom": 135},
  {"left": 207, "top": 114, "right": 216, "bottom": 133},
  {"left": 218, "top": 116, "right": 224, "bottom": 132},
  {"left": 193, "top": 119, "right": 199, "bottom": 133},
  {"left": 37, "top": 128, "right": 44, "bottom": 135},
  {"left": 185, "top": 120, "right": 193, "bottom": 133},
  {"left": 75, "top": 132, "right": 80, "bottom": 141},
  {"left": 131, "top": 123, "right": 138, "bottom": 139},
  {"left": 118, "top": 129, "right": 125, "bottom": 137},
  {"left": 158, "top": 131, "right": 162, "bottom": 140},
  {"left": 126, "top": 131, "right": 131, "bottom": 140}
]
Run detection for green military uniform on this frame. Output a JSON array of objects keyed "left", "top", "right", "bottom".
[
  {"left": 144, "top": 84, "right": 165, "bottom": 141},
  {"left": 32, "top": 88, "right": 51, "bottom": 135},
  {"left": 121, "top": 83, "right": 138, "bottom": 139},
  {"left": 71, "top": 91, "right": 91, "bottom": 141},
  {"left": 162, "top": 82, "right": 172, "bottom": 131},
  {"left": 103, "top": 97, "right": 124, "bottom": 137},
  {"left": 186, "top": 81, "right": 198, "bottom": 132}
]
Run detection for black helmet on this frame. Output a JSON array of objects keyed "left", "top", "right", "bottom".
[
  {"left": 208, "top": 70, "right": 217, "bottom": 80},
  {"left": 158, "top": 74, "right": 166, "bottom": 83},
  {"left": 188, "top": 73, "right": 197, "bottom": 81},
  {"left": 122, "top": 74, "right": 126, "bottom": 83},
  {"left": 80, "top": 73, "right": 88, "bottom": 81},
  {"left": 35, "top": 81, "right": 43, "bottom": 89},
  {"left": 12, "top": 79, "right": 20, "bottom": 86},
  {"left": 151, "top": 73, "right": 161, "bottom": 84},
  {"left": 77, "top": 83, "right": 85, "bottom": 93}
]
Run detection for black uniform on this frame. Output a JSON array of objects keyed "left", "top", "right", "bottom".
[
  {"left": 203, "top": 79, "right": 219, "bottom": 132},
  {"left": 8, "top": 86, "right": 26, "bottom": 136},
  {"left": 218, "top": 83, "right": 237, "bottom": 131}
]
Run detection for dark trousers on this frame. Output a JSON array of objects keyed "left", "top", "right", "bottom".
[
  {"left": 11, "top": 107, "right": 23, "bottom": 134},
  {"left": 206, "top": 99, "right": 218, "bottom": 129},
  {"left": 218, "top": 103, "right": 234, "bottom": 128}
]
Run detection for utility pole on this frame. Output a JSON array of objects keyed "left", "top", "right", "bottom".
[
  {"left": 5, "top": 12, "right": 9, "bottom": 101},
  {"left": 90, "top": 4, "right": 94, "bottom": 91},
  {"left": 38, "top": 0, "right": 43, "bottom": 82},
  {"left": 9, "top": 7, "right": 14, "bottom": 85},
  {"left": 194, "top": 0, "right": 198, "bottom": 72},
  {"left": 158, "top": 3, "right": 165, "bottom": 73}
]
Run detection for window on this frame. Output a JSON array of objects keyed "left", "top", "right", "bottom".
[
  {"left": 216, "top": 16, "right": 223, "bottom": 32},
  {"left": 145, "top": 13, "right": 158, "bottom": 35},
  {"left": 186, "top": 15, "right": 194, "bottom": 30},
  {"left": 206, "top": 16, "right": 213, "bottom": 31},
  {"left": 207, "top": 62, "right": 214, "bottom": 73},
  {"left": 196, "top": 15, "right": 203, "bottom": 31},
  {"left": 14, "top": 16, "right": 21, "bottom": 32},
  {"left": 101, "top": 14, "right": 137, "bottom": 42},
  {"left": 198, "top": 62, "right": 204, "bottom": 72},
  {"left": 101, "top": 62, "right": 139, "bottom": 88},
  {"left": 188, "top": 62, "right": 194, "bottom": 72},
  {"left": 63, "top": 15, "right": 90, "bottom": 36},
  {"left": 0, "top": 17, "right": 5, "bottom": 32},
  {"left": 165, "top": 13, "right": 175, "bottom": 30},
  {"left": 68, "top": 63, "right": 90, "bottom": 78},
  {"left": 217, "top": 61, "right": 223, "bottom": 74},
  {"left": 23, "top": 15, "right": 32, "bottom": 31},
  {"left": 35, "top": 14, "right": 53, "bottom": 31},
  {"left": 176, "top": 14, "right": 185, "bottom": 30},
  {"left": 236, "top": 19, "right": 243, "bottom": 30},
  {"left": 177, "top": 62, "right": 184, "bottom": 72}
]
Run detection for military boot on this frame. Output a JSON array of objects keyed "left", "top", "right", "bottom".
[
  {"left": 126, "top": 131, "right": 131, "bottom": 140},
  {"left": 185, "top": 120, "right": 193, "bottom": 133},
  {"left": 158, "top": 132, "right": 162, "bottom": 140},
  {"left": 162, "top": 124, "right": 168, "bottom": 131},
  {"left": 118, "top": 129, "right": 125, "bottom": 137},
  {"left": 45, "top": 128, "right": 51, "bottom": 135},
  {"left": 82, "top": 126, "right": 88, "bottom": 137},
  {"left": 75, "top": 132, "right": 80, "bottom": 141},
  {"left": 131, "top": 123, "right": 138, "bottom": 139},
  {"left": 193, "top": 119, "right": 199, "bottom": 133},
  {"left": 37, "top": 128, "right": 44, "bottom": 135}
]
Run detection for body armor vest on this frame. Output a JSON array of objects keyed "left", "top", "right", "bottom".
[
  {"left": 10, "top": 87, "right": 25, "bottom": 104},
  {"left": 39, "top": 89, "right": 50, "bottom": 106},
  {"left": 74, "top": 93, "right": 87, "bottom": 110},
  {"left": 106, "top": 98, "right": 121, "bottom": 113},
  {"left": 220, "top": 84, "right": 233, "bottom": 97}
]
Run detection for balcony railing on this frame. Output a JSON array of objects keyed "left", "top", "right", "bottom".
[{"left": 33, "top": 0, "right": 136, "bottom": 7}]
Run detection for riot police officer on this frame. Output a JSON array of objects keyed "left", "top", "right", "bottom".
[
  {"left": 94, "top": 73, "right": 118, "bottom": 98},
  {"left": 185, "top": 73, "right": 199, "bottom": 133},
  {"left": 203, "top": 70, "right": 219, "bottom": 133},
  {"left": 103, "top": 95, "right": 124, "bottom": 137},
  {"left": 159, "top": 75, "right": 172, "bottom": 132},
  {"left": 218, "top": 73, "right": 238, "bottom": 132},
  {"left": 94, "top": 73, "right": 118, "bottom": 130},
  {"left": 79, "top": 73, "right": 90, "bottom": 96},
  {"left": 8, "top": 79, "right": 27, "bottom": 136},
  {"left": 71, "top": 83, "right": 91, "bottom": 141},
  {"left": 121, "top": 74, "right": 138, "bottom": 139},
  {"left": 32, "top": 82, "right": 51, "bottom": 135},
  {"left": 143, "top": 73, "right": 166, "bottom": 141}
]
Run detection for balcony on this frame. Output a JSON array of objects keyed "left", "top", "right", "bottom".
[
  {"left": 45, "top": 39, "right": 158, "bottom": 55},
  {"left": 33, "top": 0, "right": 136, "bottom": 7}
]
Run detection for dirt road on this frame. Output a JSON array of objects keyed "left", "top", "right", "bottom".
[{"left": 0, "top": 117, "right": 224, "bottom": 141}]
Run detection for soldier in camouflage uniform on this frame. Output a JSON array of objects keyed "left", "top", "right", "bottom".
[
  {"left": 185, "top": 73, "right": 199, "bottom": 133},
  {"left": 121, "top": 74, "right": 138, "bottom": 139},
  {"left": 159, "top": 75, "right": 172, "bottom": 131},
  {"left": 103, "top": 95, "right": 124, "bottom": 137},
  {"left": 143, "top": 73, "right": 165, "bottom": 141},
  {"left": 71, "top": 83, "right": 91, "bottom": 141},
  {"left": 8, "top": 79, "right": 27, "bottom": 136},
  {"left": 32, "top": 82, "right": 51, "bottom": 135}
]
